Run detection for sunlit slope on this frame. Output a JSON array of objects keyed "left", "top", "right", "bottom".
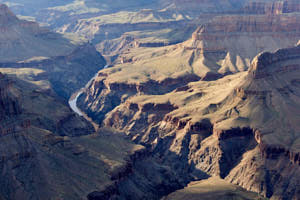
[
  {"left": 0, "top": 4, "right": 106, "bottom": 98},
  {"left": 0, "top": 4, "right": 75, "bottom": 62},
  {"left": 163, "top": 177, "right": 267, "bottom": 200},
  {"left": 89, "top": 45, "right": 300, "bottom": 199}
]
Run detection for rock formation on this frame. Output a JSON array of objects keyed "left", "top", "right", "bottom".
[
  {"left": 163, "top": 177, "right": 267, "bottom": 200},
  {"left": 0, "top": 60, "right": 147, "bottom": 200},
  {"left": 78, "top": 11, "right": 300, "bottom": 126},
  {"left": 0, "top": 6, "right": 140, "bottom": 200},
  {"left": 81, "top": 44, "right": 300, "bottom": 199},
  {"left": 0, "top": 4, "right": 74, "bottom": 62},
  {"left": 242, "top": 0, "right": 300, "bottom": 15},
  {"left": 183, "top": 13, "right": 300, "bottom": 76},
  {"left": 0, "top": 1, "right": 300, "bottom": 200},
  {"left": 0, "top": 4, "right": 106, "bottom": 98}
]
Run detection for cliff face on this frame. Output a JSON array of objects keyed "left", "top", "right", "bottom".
[
  {"left": 0, "top": 71, "right": 89, "bottom": 199},
  {"left": 0, "top": 6, "right": 152, "bottom": 200},
  {"left": 185, "top": 13, "right": 300, "bottom": 76},
  {"left": 242, "top": 0, "right": 300, "bottom": 15},
  {"left": 0, "top": 4, "right": 74, "bottom": 62},
  {"left": 98, "top": 12, "right": 300, "bottom": 86},
  {"left": 0, "top": 70, "right": 94, "bottom": 136},
  {"left": 39, "top": 43, "right": 106, "bottom": 98},
  {"left": 160, "top": 0, "right": 247, "bottom": 15},
  {"left": 0, "top": 68, "right": 148, "bottom": 200},
  {"left": 78, "top": 12, "right": 300, "bottom": 124},
  {"left": 0, "top": 73, "right": 21, "bottom": 121},
  {"left": 0, "top": 4, "right": 106, "bottom": 98},
  {"left": 1, "top": 1, "right": 300, "bottom": 200},
  {"left": 83, "top": 45, "right": 300, "bottom": 199},
  {"left": 78, "top": 68, "right": 200, "bottom": 125},
  {"left": 3, "top": 0, "right": 300, "bottom": 52},
  {"left": 0, "top": 4, "right": 17, "bottom": 23}
]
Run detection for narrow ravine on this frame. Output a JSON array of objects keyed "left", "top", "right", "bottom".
[{"left": 68, "top": 65, "right": 108, "bottom": 131}]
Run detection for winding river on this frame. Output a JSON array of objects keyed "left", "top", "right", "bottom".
[{"left": 68, "top": 65, "right": 108, "bottom": 129}]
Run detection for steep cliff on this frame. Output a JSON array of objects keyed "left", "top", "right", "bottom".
[
  {"left": 0, "top": 69, "right": 146, "bottom": 200},
  {"left": 78, "top": 12, "right": 300, "bottom": 125},
  {"left": 0, "top": 4, "right": 106, "bottom": 98},
  {"left": 83, "top": 45, "right": 300, "bottom": 199},
  {"left": 183, "top": 13, "right": 300, "bottom": 76},
  {"left": 1, "top": 1, "right": 300, "bottom": 200},
  {"left": 3, "top": 0, "right": 300, "bottom": 50},
  {"left": 242, "top": 0, "right": 300, "bottom": 15},
  {"left": 9, "top": 0, "right": 300, "bottom": 66},
  {"left": 0, "top": 4, "right": 74, "bottom": 62},
  {"left": 101, "top": 12, "right": 300, "bottom": 82}
]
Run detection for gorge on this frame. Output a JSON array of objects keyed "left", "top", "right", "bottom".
[{"left": 0, "top": 1, "right": 299, "bottom": 200}]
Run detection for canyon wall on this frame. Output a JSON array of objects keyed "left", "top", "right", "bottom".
[
  {"left": 0, "top": 4, "right": 106, "bottom": 98},
  {"left": 82, "top": 44, "right": 300, "bottom": 199}
]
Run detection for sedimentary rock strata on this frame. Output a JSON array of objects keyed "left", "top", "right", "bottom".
[
  {"left": 83, "top": 44, "right": 300, "bottom": 199},
  {"left": 0, "top": 4, "right": 106, "bottom": 98}
]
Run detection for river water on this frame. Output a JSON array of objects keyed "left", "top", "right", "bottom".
[{"left": 68, "top": 65, "right": 108, "bottom": 120}]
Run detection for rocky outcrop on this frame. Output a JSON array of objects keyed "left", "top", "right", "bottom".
[
  {"left": 0, "top": 4, "right": 106, "bottom": 98},
  {"left": 2, "top": 1, "right": 300, "bottom": 199},
  {"left": 0, "top": 4, "right": 74, "bottom": 62},
  {"left": 78, "top": 72, "right": 200, "bottom": 124},
  {"left": 179, "top": 13, "right": 300, "bottom": 76},
  {"left": 0, "top": 43, "right": 105, "bottom": 98},
  {"left": 86, "top": 147, "right": 149, "bottom": 200},
  {"left": 44, "top": 43, "right": 106, "bottom": 98},
  {"left": 88, "top": 10, "right": 300, "bottom": 94},
  {"left": 0, "top": 73, "right": 21, "bottom": 120},
  {"left": 0, "top": 71, "right": 150, "bottom": 199},
  {"left": 0, "top": 4, "right": 17, "bottom": 24},
  {"left": 163, "top": 176, "right": 267, "bottom": 200},
  {"left": 69, "top": 20, "right": 188, "bottom": 41},
  {"left": 82, "top": 44, "right": 300, "bottom": 199},
  {"left": 0, "top": 8, "right": 128, "bottom": 199},
  {"left": 249, "top": 46, "right": 300, "bottom": 78},
  {"left": 242, "top": 0, "right": 300, "bottom": 15},
  {"left": 194, "top": 15, "right": 300, "bottom": 37}
]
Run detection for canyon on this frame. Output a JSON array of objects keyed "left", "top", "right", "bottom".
[
  {"left": 0, "top": 4, "right": 106, "bottom": 98},
  {"left": 0, "top": 1, "right": 299, "bottom": 200},
  {"left": 0, "top": 5, "right": 142, "bottom": 200},
  {"left": 76, "top": 1, "right": 300, "bottom": 199},
  {"left": 80, "top": 42, "right": 300, "bottom": 200}
]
